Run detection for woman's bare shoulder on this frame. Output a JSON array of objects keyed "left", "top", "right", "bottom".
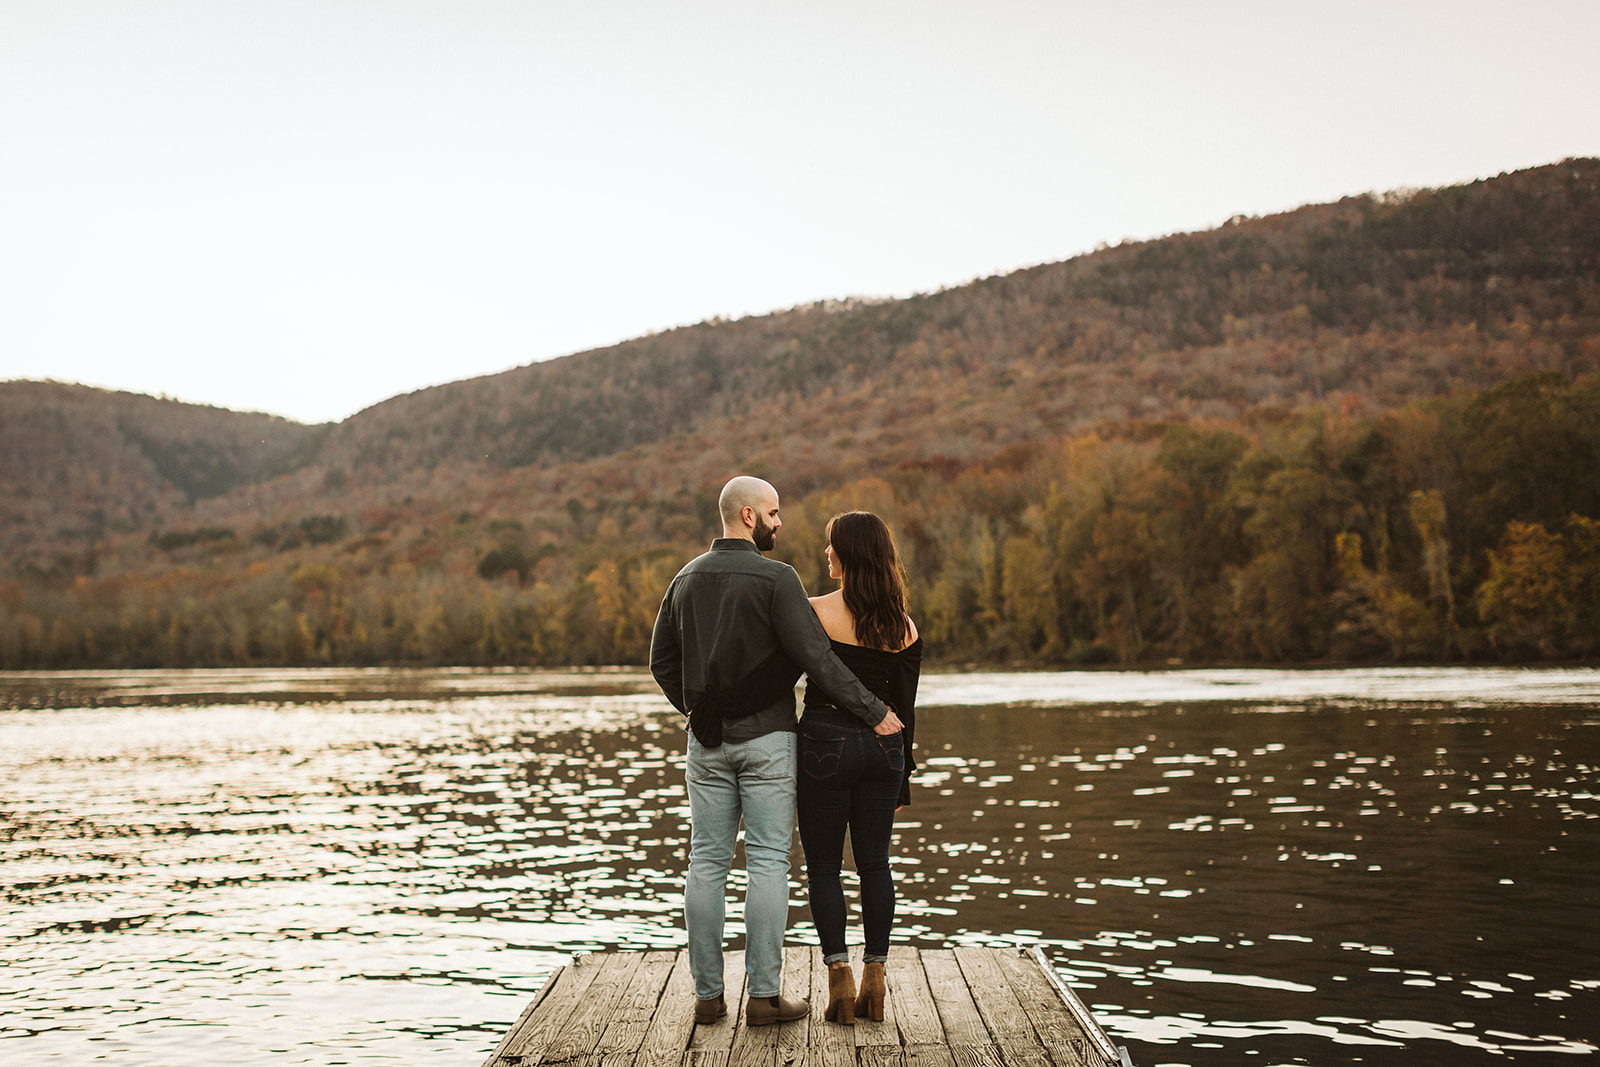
[
  {"left": 809, "top": 590, "right": 857, "bottom": 644},
  {"left": 898, "top": 614, "right": 920, "bottom": 651}
]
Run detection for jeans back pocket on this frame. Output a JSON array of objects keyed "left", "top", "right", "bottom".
[
  {"left": 877, "top": 733, "right": 905, "bottom": 774},
  {"left": 800, "top": 732, "right": 846, "bottom": 782}
]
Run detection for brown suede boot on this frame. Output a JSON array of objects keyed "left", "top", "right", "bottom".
[
  {"left": 745, "top": 993, "right": 810, "bottom": 1026},
  {"left": 693, "top": 994, "right": 726, "bottom": 1025},
  {"left": 824, "top": 963, "right": 856, "bottom": 1024},
  {"left": 855, "top": 960, "right": 886, "bottom": 1022}
]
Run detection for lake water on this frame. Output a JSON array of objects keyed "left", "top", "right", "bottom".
[{"left": 2, "top": 666, "right": 1597, "bottom": 1066}]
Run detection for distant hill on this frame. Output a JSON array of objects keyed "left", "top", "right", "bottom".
[
  {"left": 3, "top": 158, "right": 1598, "bottom": 669},
  {"left": 0, "top": 381, "right": 324, "bottom": 564},
  {"left": 310, "top": 155, "right": 1599, "bottom": 476}
]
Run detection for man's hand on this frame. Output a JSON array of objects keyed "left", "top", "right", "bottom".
[{"left": 873, "top": 708, "right": 904, "bottom": 735}]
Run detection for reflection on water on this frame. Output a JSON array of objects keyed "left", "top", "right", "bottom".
[{"left": 2, "top": 667, "right": 1597, "bottom": 1066}]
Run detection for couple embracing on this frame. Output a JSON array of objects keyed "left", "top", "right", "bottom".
[{"left": 650, "top": 476, "right": 923, "bottom": 1027}]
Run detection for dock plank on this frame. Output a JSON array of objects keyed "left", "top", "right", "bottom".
[
  {"left": 772, "top": 945, "right": 815, "bottom": 1067},
  {"left": 479, "top": 967, "right": 562, "bottom": 1067},
  {"left": 926, "top": 952, "right": 1046, "bottom": 1067},
  {"left": 856, "top": 1046, "right": 905, "bottom": 1067},
  {"left": 631, "top": 951, "right": 697, "bottom": 1067},
  {"left": 540, "top": 952, "right": 643, "bottom": 1067},
  {"left": 995, "top": 950, "right": 1097, "bottom": 1067},
  {"left": 589, "top": 950, "right": 680, "bottom": 1066},
  {"left": 484, "top": 953, "right": 604, "bottom": 1067},
  {"left": 483, "top": 946, "right": 1125, "bottom": 1067},
  {"left": 726, "top": 945, "right": 813, "bottom": 1067},
  {"left": 902, "top": 1043, "right": 958, "bottom": 1067},
  {"left": 851, "top": 948, "right": 900, "bottom": 1050},
  {"left": 920, "top": 951, "right": 989, "bottom": 1048},
  {"left": 940, "top": 1046, "right": 1007, "bottom": 1067},
  {"left": 688, "top": 949, "right": 748, "bottom": 1058},
  {"left": 994, "top": 1044, "right": 1058, "bottom": 1067},
  {"left": 806, "top": 947, "right": 855, "bottom": 1067},
  {"left": 949, "top": 948, "right": 1034, "bottom": 1047},
  {"left": 885, "top": 949, "right": 943, "bottom": 1046}
]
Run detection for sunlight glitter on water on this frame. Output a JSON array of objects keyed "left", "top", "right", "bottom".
[
  {"left": 917, "top": 665, "right": 1600, "bottom": 707},
  {"left": 2, "top": 667, "right": 1598, "bottom": 1066}
]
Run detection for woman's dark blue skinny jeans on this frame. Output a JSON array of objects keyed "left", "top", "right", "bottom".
[{"left": 796, "top": 709, "right": 903, "bottom": 965}]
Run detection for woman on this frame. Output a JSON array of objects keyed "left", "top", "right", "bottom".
[{"left": 797, "top": 510, "right": 923, "bottom": 1024}]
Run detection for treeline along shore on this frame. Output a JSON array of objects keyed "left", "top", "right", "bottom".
[
  {"left": 4, "top": 372, "right": 1597, "bottom": 670},
  {"left": 3, "top": 161, "right": 1599, "bottom": 670}
]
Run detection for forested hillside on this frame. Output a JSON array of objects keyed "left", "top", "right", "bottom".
[
  {"left": 312, "top": 155, "right": 1600, "bottom": 478},
  {"left": 0, "top": 381, "right": 324, "bottom": 564},
  {"left": 3, "top": 159, "right": 1598, "bottom": 669}
]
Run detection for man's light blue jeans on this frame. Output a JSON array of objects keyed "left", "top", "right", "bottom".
[{"left": 685, "top": 728, "right": 797, "bottom": 1001}]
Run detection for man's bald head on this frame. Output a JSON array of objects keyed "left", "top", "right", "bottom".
[{"left": 719, "top": 476, "right": 781, "bottom": 546}]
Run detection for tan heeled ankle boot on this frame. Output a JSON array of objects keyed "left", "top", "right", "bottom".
[
  {"left": 824, "top": 963, "right": 856, "bottom": 1024},
  {"left": 855, "top": 960, "right": 886, "bottom": 1021}
]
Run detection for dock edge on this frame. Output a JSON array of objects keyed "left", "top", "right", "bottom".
[{"left": 1028, "top": 944, "right": 1134, "bottom": 1067}]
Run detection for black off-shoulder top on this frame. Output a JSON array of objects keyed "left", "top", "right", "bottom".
[{"left": 802, "top": 637, "right": 924, "bottom": 806}]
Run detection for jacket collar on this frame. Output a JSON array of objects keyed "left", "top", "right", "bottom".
[{"left": 711, "top": 537, "right": 762, "bottom": 554}]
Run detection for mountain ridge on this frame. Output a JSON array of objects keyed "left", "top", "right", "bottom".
[
  {"left": 9, "top": 157, "right": 1596, "bottom": 528},
  {"left": 4, "top": 158, "right": 1598, "bottom": 668}
]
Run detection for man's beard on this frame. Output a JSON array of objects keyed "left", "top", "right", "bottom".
[{"left": 752, "top": 515, "right": 777, "bottom": 551}]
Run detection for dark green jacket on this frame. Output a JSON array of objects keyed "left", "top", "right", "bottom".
[{"left": 650, "top": 538, "right": 889, "bottom": 744}]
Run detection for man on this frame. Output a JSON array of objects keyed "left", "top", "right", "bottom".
[{"left": 650, "top": 475, "right": 904, "bottom": 1026}]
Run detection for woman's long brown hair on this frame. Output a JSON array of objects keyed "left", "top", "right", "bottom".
[{"left": 827, "top": 511, "right": 910, "bottom": 651}]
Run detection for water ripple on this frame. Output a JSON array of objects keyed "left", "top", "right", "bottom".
[{"left": 3, "top": 668, "right": 1598, "bottom": 1065}]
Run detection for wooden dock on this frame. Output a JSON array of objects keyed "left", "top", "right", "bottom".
[{"left": 480, "top": 945, "right": 1131, "bottom": 1067}]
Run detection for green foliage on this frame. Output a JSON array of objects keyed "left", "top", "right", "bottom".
[
  {"left": 297, "top": 515, "right": 349, "bottom": 547},
  {"left": 477, "top": 543, "right": 531, "bottom": 583},
  {"left": 150, "top": 526, "right": 237, "bottom": 552},
  {"left": 1459, "top": 373, "right": 1600, "bottom": 554},
  {"left": 123, "top": 430, "right": 248, "bottom": 504}
]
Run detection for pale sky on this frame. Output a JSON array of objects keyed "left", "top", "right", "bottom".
[{"left": 3, "top": 1, "right": 1596, "bottom": 425}]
